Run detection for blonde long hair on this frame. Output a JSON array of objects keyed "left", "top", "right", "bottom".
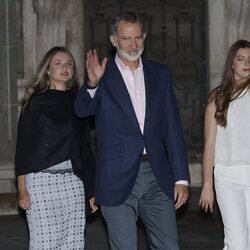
[{"left": 21, "top": 47, "right": 79, "bottom": 111}]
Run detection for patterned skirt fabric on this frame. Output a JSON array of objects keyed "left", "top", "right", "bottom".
[{"left": 26, "top": 160, "right": 85, "bottom": 250}]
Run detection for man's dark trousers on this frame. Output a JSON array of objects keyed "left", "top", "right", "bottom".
[{"left": 102, "top": 160, "right": 179, "bottom": 250}]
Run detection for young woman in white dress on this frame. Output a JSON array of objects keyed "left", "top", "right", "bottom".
[{"left": 199, "top": 40, "right": 250, "bottom": 250}]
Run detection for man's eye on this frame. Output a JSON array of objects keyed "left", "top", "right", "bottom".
[{"left": 122, "top": 37, "right": 131, "bottom": 41}]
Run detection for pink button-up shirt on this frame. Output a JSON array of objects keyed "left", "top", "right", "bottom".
[{"left": 115, "top": 55, "right": 145, "bottom": 134}]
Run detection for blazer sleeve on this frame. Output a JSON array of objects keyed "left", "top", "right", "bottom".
[
  {"left": 163, "top": 71, "right": 190, "bottom": 183},
  {"left": 74, "top": 83, "right": 100, "bottom": 118}
]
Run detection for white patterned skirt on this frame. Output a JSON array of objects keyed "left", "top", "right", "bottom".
[{"left": 26, "top": 160, "right": 85, "bottom": 250}]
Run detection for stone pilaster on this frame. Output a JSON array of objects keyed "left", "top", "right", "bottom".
[{"left": 0, "top": 0, "right": 20, "bottom": 193}]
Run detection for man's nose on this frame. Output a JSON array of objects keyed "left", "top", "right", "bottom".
[{"left": 130, "top": 39, "right": 138, "bottom": 48}]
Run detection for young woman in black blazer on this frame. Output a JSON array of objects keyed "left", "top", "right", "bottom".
[{"left": 15, "top": 47, "right": 97, "bottom": 249}]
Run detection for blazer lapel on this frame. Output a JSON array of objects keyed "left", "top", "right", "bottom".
[{"left": 106, "top": 60, "right": 141, "bottom": 131}]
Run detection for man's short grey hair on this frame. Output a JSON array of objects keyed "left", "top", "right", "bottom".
[{"left": 111, "top": 11, "right": 144, "bottom": 35}]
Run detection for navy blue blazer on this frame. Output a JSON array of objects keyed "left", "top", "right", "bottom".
[{"left": 75, "top": 57, "right": 190, "bottom": 206}]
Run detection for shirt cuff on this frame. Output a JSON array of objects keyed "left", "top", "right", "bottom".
[
  {"left": 87, "top": 86, "right": 98, "bottom": 98},
  {"left": 175, "top": 180, "right": 189, "bottom": 186}
]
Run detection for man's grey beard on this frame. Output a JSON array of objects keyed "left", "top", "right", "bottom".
[{"left": 117, "top": 47, "right": 144, "bottom": 62}]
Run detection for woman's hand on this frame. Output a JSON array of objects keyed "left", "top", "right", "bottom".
[
  {"left": 89, "top": 197, "right": 98, "bottom": 213},
  {"left": 18, "top": 189, "right": 31, "bottom": 210},
  {"left": 199, "top": 185, "right": 214, "bottom": 213},
  {"left": 17, "top": 175, "right": 31, "bottom": 210}
]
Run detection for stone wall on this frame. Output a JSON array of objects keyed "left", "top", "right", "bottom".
[{"left": 1, "top": 0, "right": 250, "bottom": 193}]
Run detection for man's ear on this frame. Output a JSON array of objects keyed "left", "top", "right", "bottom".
[{"left": 110, "top": 35, "right": 116, "bottom": 47}]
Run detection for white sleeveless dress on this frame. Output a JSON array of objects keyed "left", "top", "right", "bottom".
[{"left": 214, "top": 89, "right": 250, "bottom": 250}]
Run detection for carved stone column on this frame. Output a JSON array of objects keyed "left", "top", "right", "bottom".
[{"left": 0, "top": 0, "right": 20, "bottom": 193}]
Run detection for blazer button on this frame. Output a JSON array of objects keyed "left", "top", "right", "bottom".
[{"left": 45, "top": 144, "right": 49, "bottom": 147}]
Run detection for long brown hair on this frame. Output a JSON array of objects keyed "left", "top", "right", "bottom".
[
  {"left": 21, "top": 46, "right": 79, "bottom": 110},
  {"left": 208, "top": 40, "right": 250, "bottom": 127}
]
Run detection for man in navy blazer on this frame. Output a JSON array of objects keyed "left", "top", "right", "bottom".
[{"left": 75, "top": 11, "right": 190, "bottom": 250}]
